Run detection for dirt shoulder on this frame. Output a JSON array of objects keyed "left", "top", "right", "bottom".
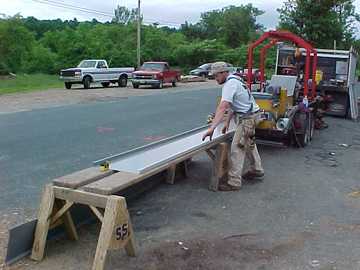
[{"left": 0, "top": 81, "right": 218, "bottom": 114}]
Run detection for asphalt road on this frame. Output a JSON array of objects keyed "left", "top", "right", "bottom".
[{"left": 0, "top": 87, "right": 220, "bottom": 213}]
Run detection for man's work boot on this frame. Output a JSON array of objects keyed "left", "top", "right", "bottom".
[
  {"left": 242, "top": 170, "right": 265, "bottom": 181},
  {"left": 218, "top": 182, "right": 241, "bottom": 192}
]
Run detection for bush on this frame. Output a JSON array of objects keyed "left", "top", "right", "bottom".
[{"left": 24, "top": 44, "right": 57, "bottom": 74}]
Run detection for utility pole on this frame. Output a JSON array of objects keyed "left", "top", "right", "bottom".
[{"left": 137, "top": 0, "right": 141, "bottom": 68}]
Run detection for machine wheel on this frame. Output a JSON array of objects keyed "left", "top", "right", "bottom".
[
  {"left": 64, "top": 82, "right": 72, "bottom": 89},
  {"left": 172, "top": 80, "right": 177, "bottom": 87},
  {"left": 293, "top": 112, "right": 312, "bottom": 147},
  {"left": 132, "top": 83, "right": 139, "bottom": 89},
  {"left": 83, "top": 76, "right": 91, "bottom": 89},
  {"left": 101, "top": 82, "right": 110, "bottom": 88},
  {"left": 118, "top": 75, "right": 128, "bottom": 87}
]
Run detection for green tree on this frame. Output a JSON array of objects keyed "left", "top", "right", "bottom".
[
  {"left": 113, "top": 6, "right": 138, "bottom": 24},
  {"left": 278, "top": 0, "right": 360, "bottom": 49},
  {"left": 0, "top": 15, "right": 35, "bottom": 73},
  {"left": 0, "top": 3, "right": 269, "bottom": 75},
  {"left": 182, "top": 5, "right": 264, "bottom": 48}
]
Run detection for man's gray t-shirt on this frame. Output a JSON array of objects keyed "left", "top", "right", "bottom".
[{"left": 221, "top": 74, "right": 259, "bottom": 113}]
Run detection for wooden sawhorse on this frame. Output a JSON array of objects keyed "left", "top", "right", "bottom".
[
  {"left": 30, "top": 141, "right": 230, "bottom": 269},
  {"left": 31, "top": 183, "right": 136, "bottom": 270}
]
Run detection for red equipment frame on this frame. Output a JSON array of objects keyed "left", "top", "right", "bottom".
[{"left": 247, "top": 31, "right": 318, "bottom": 99}]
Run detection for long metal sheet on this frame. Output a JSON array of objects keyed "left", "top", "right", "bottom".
[{"left": 94, "top": 121, "right": 236, "bottom": 174}]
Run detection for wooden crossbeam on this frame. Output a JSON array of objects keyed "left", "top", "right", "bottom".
[
  {"left": 206, "top": 149, "right": 216, "bottom": 161},
  {"left": 90, "top": 206, "right": 104, "bottom": 223},
  {"left": 50, "top": 201, "right": 74, "bottom": 225},
  {"left": 53, "top": 186, "right": 108, "bottom": 208}
]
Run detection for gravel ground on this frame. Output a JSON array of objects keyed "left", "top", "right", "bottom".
[{"left": 0, "top": 81, "right": 217, "bottom": 114}]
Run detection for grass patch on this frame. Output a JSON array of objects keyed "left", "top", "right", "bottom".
[{"left": 0, "top": 73, "right": 63, "bottom": 95}]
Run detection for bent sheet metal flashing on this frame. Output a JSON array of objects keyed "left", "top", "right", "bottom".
[{"left": 94, "top": 121, "right": 236, "bottom": 174}]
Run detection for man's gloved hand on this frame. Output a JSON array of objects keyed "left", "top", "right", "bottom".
[{"left": 202, "top": 127, "right": 215, "bottom": 141}]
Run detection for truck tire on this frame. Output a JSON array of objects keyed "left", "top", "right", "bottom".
[
  {"left": 101, "top": 82, "right": 110, "bottom": 88},
  {"left": 157, "top": 80, "right": 163, "bottom": 89},
  {"left": 172, "top": 80, "right": 177, "bottom": 87},
  {"left": 83, "top": 76, "right": 91, "bottom": 89},
  {"left": 118, "top": 75, "right": 127, "bottom": 87},
  {"left": 132, "top": 83, "right": 139, "bottom": 89},
  {"left": 65, "top": 82, "right": 72, "bottom": 89}
]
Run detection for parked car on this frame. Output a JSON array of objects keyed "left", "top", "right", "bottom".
[
  {"left": 132, "top": 62, "right": 181, "bottom": 89},
  {"left": 239, "top": 68, "right": 262, "bottom": 83},
  {"left": 189, "top": 63, "right": 213, "bottom": 78},
  {"left": 60, "top": 59, "right": 134, "bottom": 89}
]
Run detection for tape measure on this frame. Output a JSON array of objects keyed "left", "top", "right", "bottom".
[{"left": 100, "top": 161, "right": 110, "bottom": 172}]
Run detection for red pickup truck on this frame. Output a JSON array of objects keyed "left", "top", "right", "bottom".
[{"left": 132, "top": 62, "right": 181, "bottom": 89}]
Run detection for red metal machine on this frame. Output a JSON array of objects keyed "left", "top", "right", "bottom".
[{"left": 247, "top": 31, "right": 318, "bottom": 99}]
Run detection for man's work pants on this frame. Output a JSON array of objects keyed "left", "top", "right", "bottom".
[{"left": 228, "top": 115, "right": 264, "bottom": 187}]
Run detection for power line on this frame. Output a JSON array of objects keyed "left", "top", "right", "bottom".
[
  {"left": 40, "top": 0, "right": 113, "bottom": 15},
  {"left": 30, "top": 0, "right": 183, "bottom": 26},
  {"left": 31, "top": 0, "right": 113, "bottom": 18}
]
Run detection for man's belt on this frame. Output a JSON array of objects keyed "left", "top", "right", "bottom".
[{"left": 234, "top": 109, "right": 260, "bottom": 118}]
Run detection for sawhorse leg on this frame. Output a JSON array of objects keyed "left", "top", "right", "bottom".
[
  {"left": 166, "top": 160, "right": 189, "bottom": 185},
  {"left": 31, "top": 184, "right": 55, "bottom": 261},
  {"left": 31, "top": 184, "right": 78, "bottom": 261},
  {"left": 206, "top": 142, "right": 229, "bottom": 191},
  {"left": 92, "top": 195, "right": 136, "bottom": 270}
]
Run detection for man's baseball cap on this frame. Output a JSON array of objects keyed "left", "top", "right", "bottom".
[{"left": 211, "top": 61, "right": 231, "bottom": 75}]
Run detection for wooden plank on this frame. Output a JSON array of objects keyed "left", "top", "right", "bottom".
[
  {"left": 92, "top": 196, "right": 135, "bottom": 270},
  {"left": 31, "top": 184, "right": 55, "bottom": 261},
  {"left": 166, "top": 164, "right": 176, "bottom": 184},
  {"left": 84, "top": 142, "right": 225, "bottom": 195},
  {"left": 83, "top": 171, "right": 138, "bottom": 195},
  {"left": 52, "top": 167, "right": 113, "bottom": 189},
  {"left": 53, "top": 186, "right": 109, "bottom": 208},
  {"left": 85, "top": 138, "right": 233, "bottom": 195}
]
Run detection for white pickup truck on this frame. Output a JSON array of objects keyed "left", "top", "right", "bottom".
[{"left": 60, "top": 59, "right": 134, "bottom": 89}]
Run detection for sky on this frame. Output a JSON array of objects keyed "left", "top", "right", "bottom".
[{"left": 1, "top": 0, "right": 359, "bottom": 34}]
